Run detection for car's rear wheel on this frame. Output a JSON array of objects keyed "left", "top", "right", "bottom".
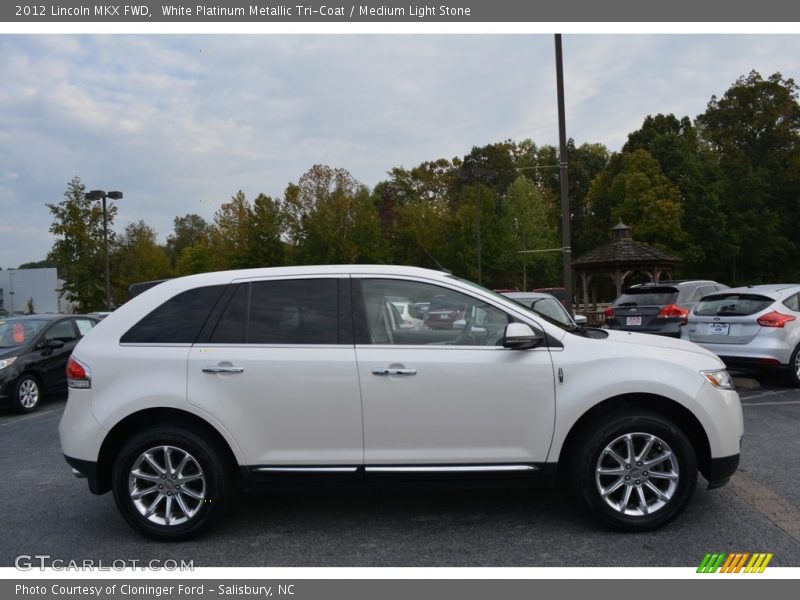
[
  {"left": 112, "top": 426, "right": 234, "bottom": 541},
  {"left": 788, "top": 344, "right": 800, "bottom": 388},
  {"left": 572, "top": 411, "right": 697, "bottom": 531},
  {"left": 12, "top": 374, "right": 41, "bottom": 413}
]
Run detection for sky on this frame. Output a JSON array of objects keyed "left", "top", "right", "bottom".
[{"left": 1, "top": 33, "right": 799, "bottom": 269}]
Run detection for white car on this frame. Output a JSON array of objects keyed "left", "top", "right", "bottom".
[{"left": 59, "top": 265, "right": 743, "bottom": 540}]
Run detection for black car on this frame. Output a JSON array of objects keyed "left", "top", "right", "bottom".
[
  {"left": 604, "top": 280, "right": 728, "bottom": 338},
  {"left": 0, "top": 314, "right": 98, "bottom": 412}
]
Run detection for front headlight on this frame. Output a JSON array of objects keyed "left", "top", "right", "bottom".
[
  {"left": 0, "top": 356, "right": 17, "bottom": 370},
  {"left": 701, "top": 369, "right": 735, "bottom": 390}
]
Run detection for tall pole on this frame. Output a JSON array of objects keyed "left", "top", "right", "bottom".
[
  {"left": 476, "top": 180, "right": 482, "bottom": 285},
  {"left": 102, "top": 196, "right": 111, "bottom": 311},
  {"left": 555, "top": 34, "right": 573, "bottom": 315}
]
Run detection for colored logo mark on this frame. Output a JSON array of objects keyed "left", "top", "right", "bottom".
[{"left": 697, "top": 552, "right": 773, "bottom": 573}]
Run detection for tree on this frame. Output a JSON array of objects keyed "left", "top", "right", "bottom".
[
  {"left": 110, "top": 221, "right": 172, "bottom": 303},
  {"left": 283, "top": 165, "right": 384, "bottom": 264},
  {"left": 624, "top": 114, "right": 728, "bottom": 279},
  {"left": 501, "top": 176, "right": 560, "bottom": 288},
  {"left": 46, "top": 176, "right": 116, "bottom": 312},
  {"left": 696, "top": 71, "right": 800, "bottom": 282},
  {"left": 166, "top": 214, "right": 211, "bottom": 268},
  {"left": 250, "top": 193, "right": 286, "bottom": 267},
  {"left": 17, "top": 259, "right": 57, "bottom": 270},
  {"left": 209, "top": 191, "right": 257, "bottom": 270},
  {"left": 585, "top": 150, "right": 687, "bottom": 253}
]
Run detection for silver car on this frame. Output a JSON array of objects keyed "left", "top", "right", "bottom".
[{"left": 687, "top": 284, "right": 800, "bottom": 386}]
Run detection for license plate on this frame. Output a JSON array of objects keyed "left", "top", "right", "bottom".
[
  {"left": 626, "top": 316, "right": 642, "bottom": 326},
  {"left": 708, "top": 323, "right": 729, "bottom": 335}
]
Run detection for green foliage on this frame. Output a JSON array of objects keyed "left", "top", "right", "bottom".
[
  {"left": 44, "top": 70, "right": 800, "bottom": 301},
  {"left": 46, "top": 176, "right": 116, "bottom": 312},
  {"left": 17, "top": 259, "right": 57, "bottom": 270},
  {"left": 110, "top": 221, "right": 172, "bottom": 304},
  {"left": 696, "top": 71, "right": 800, "bottom": 283}
]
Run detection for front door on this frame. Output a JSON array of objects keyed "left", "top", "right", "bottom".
[{"left": 353, "top": 277, "right": 557, "bottom": 467}]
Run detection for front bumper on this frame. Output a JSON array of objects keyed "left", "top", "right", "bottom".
[{"left": 706, "top": 454, "right": 740, "bottom": 489}]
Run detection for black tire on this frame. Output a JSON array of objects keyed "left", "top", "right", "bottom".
[
  {"left": 12, "top": 374, "right": 42, "bottom": 413},
  {"left": 571, "top": 411, "right": 697, "bottom": 532},
  {"left": 112, "top": 425, "right": 235, "bottom": 541},
  {"left": 788, "top": 344, "right": 800, "bottom": 388}
]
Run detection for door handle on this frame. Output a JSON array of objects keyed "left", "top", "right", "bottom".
[
  {"left": 202, "top": 365, "right": 245, "bottom": 374},
  {"left": 372, "top": 368, "right": 417, "bottom": 376}
]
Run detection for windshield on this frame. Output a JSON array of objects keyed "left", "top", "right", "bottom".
[
  {"left": 450, "top": 276, "right": 575, "bottom": 332},
  {"left": 614, "top": 288, "right": 678, "bottom": 307},
  {"left": 0, "top": 319, "right": 48, "bottom": 348},
  {"left": 694, "top": 293, "right": 774, "bottom": 317}
]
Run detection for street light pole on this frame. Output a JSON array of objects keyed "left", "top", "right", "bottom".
[
  {"left": 555, "top": 33, "right": 574, "bottom": 315},
  {"left": 86, "top": 189, "right": 123, "bottom": 311}
]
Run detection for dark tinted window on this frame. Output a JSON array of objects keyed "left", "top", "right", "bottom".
[
  {"left": 121, "top": 285, "right": 227, "bottom": 344},
  {"left": 209, "top": 284, "right": 249, "bottom": 344},
  {"left": 695, "top": 293, "right": 774, "bottom": 317},
  {"left": 248, "top": 279, "right": 340, "bottom": 344},
  {"left": 614, "top": 288, "right": 678, "bottom": 307},
  {"left": 783, "top": 293, "right": 800, "bottom": 312},
  {"left": 45, "top": 320, "right": 77, "bottom": 344}
]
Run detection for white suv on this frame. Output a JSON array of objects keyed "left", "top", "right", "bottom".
[{"left": 59, "top": 265, "right": 743, "bottom": 540}]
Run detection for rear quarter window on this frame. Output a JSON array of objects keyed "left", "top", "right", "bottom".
[
  {"left": 694, "top": 293, "right": 774, "bottom": 317},
  {"left": 120, "top": 285, "right": 227, "bottom": 344}
]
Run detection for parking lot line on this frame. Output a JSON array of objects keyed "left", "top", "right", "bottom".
[
  {"left": 729, "top": 473, "right": 800, "bottom": 543},
  {"left": 0, "top": 406, "right": 63, "bottom": 428},
  {"left": 741, "top": 400, "right": 800, "bottom": 407},
  {"left": 737, "top": 390, "right": 790, "bottom": 401}
]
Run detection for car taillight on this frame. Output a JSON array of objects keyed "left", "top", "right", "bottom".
[
  {"left": 657, "top": 304, "right": 689, "bottom": 325},
  {"left": 604, "top": 306, "right": 614, "bottom": 319},
  {"left": 67, "top": 356, "right": 91, "bottom": 389},
  {"left": 757, "top": 311, "right": 797, "bottom": 328}
]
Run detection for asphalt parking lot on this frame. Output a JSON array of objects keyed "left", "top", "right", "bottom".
[{"left": 1, "top": 377, "right": 799, "bottom": 568}]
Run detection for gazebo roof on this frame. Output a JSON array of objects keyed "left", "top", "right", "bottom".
[{"left": 573, "top": 222, "right": 679, "bottom": 270}]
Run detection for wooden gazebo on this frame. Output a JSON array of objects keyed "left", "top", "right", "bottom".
[{"left": 572, "top": 222, "right": 680, "bottom": 309}]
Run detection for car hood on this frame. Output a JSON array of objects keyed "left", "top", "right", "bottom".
[
  {"left": 602, "top": 329, "right": 721, "bottom": 361},
  {"left": 0, "top": 346, "right": 23, "bottom": 360}
]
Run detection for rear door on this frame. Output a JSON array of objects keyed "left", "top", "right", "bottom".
[{"left": 187, "top": 276, "right": 363, "bottom": 467}]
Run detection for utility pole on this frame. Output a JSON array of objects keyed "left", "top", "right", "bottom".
[{"left": 555, "top": 34, "right": 574, "bottom": 315}]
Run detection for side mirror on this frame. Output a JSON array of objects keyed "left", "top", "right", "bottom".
[
  {"left": 502, "top": 322, "right": 543, "bottom": 350},
  {"left": 574, "top": 314, "right": 588, "bottom": 326},
  {"left": 452, "top": 319, "right": 467, "bottom": 330},
  {"left": 46, "top": 339, "right": 65, "bottom": 350}
]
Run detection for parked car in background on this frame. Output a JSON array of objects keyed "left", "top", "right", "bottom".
[
  {"left": 687, "top": 284, "right": 800, "bottom": 386},
  {"left": 423, "top": 293, "right": 467, "bottom": 329},
  {"left": 604, "top": 280, "right": 728, "bottom": 338},
  {"left": 0, "top": 314, "right": 98, "bottom": 412},
  {"left": 60, "top": 265, "right": 742, "bottom": 540},
  {"left": 502, "top": 291, "right": 587, "bottom": 328},
  {"left": 531, "top": 287, "right": 569, "bottom": 309}
]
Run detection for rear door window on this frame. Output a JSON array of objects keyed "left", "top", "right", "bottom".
[
  {"left": 694, "top": 294, "right": 774, "bottom": 317},
  {"left": 210, "top": 279, "right": 342, "bottom": 345}
]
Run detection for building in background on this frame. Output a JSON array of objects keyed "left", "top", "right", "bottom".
[{"left": 0, "top": 268, "right": 75, "bottom": 314}]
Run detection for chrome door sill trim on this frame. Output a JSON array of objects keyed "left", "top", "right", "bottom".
[
  {"left": 253, "top": 467, "right": 359, "bottom": 473},
  {"left": 365, "top": 465, "right": 539, "bottom": 473}
]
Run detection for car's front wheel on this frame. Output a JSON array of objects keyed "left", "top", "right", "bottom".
[
  {"left": 112, "top": 426, "right": 234, "bottom": 541},
  {"left": 572, "top": 411, "right": 697, "bottom": 531}
]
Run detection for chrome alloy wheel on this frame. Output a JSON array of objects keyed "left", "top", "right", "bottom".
[
  {"left": 128, "top": 445, "right": 206, "bottom": 526},
  {"left": 18, "top": 379, "right": 39, "bottom": 409},
  {"left": 794, "top": 349, "right": 800, "bottom": 379},
  {"left": 595, "top": 432, "right": 679, "bottom": 516}
]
